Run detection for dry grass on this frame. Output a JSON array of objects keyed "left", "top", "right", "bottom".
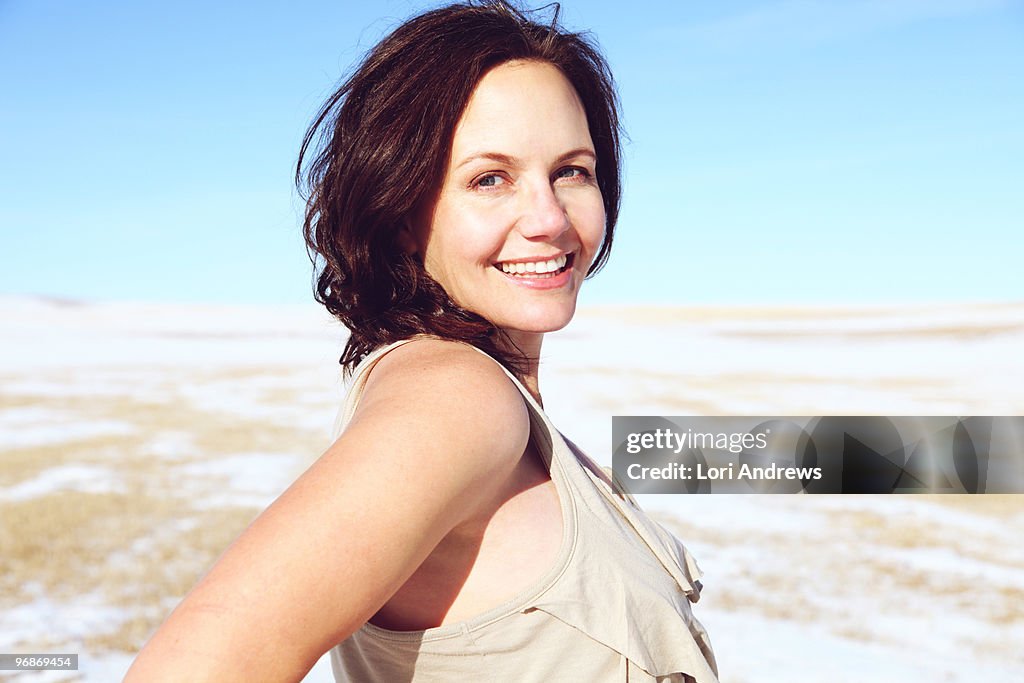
[
  {"left": 720, "top": 322, "right": 1024, "bottom": 341},
  {"left": 922, "top": 494, "right": 1024, "bottom": 518},
  {"left": 2, "top": 303, "right": 1022, "bottom": 678},
  {"left": 0, "top": 488, "right": 261, "bottom": 652},
  {"left": 581, "top": 301, "right": 1024, "bottom": 326},
  {"left": 652, "top": 494, "right": 1024, "bottom": 659},
  {"left": 0, "top": 367, "right": 331, "bottom": 656},
  {"left": 580, "top": 304, "right": 901, "bottom": 324}
]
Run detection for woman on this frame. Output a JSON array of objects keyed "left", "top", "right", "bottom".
[{"left": 127, "top": 2, "right": 718, "bottom": 681}]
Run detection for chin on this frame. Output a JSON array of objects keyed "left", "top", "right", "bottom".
[{"left": 503, "top": 303, "right": 579, "bottom": 335}]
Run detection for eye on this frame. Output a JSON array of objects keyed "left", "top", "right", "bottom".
[
  {"left": 472, "top": 173, "right": 508, "bottom": 190},
  {"left": 554, "top": 167, "right": 591, "bottom": 182}
]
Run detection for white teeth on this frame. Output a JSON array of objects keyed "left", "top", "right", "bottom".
[{"left": 498, "top": 254, "right": 568, "bottom": 275}]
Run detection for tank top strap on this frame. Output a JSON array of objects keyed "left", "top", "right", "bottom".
[
  {"left": 453, "top": 345, "right": 706, "bottom": 603},
  {"left": 330, "top": 338, "right": 420, "bottom": 441},
  {"left": 330, "top": 337, "right": 704, "bottom": 604},
  {"left": 329, "top": 336, "right": 577, "bottom": 510}
]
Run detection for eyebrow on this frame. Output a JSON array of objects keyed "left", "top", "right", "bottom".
[{"left": 455, "top": 148, "right": 596, "bottom": 170}]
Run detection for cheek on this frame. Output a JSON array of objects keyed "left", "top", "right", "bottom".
[
  {"left": 422, "top": 221, "right": 500, "bottom": 280},
  {"left": 577, "top": 204, "right": 607, "bottom": 257},
  {"left": 564, "top": 186, "right": 605, "bottom": 236}
]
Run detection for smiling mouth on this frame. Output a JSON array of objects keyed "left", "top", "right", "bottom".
[{"left": 494, "top": 253, "right": 573, "bottom": 278}]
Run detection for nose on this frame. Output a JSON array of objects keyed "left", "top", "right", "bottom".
[{"left": 515, "top": 180, "right": 571, "bottom": 240}]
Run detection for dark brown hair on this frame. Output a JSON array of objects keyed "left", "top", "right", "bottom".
[{"left": 296, "top": 0, "right": 621, "bottom": 374}]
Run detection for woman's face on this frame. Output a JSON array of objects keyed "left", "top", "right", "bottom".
[{"left": 409, "top": 60, "right": 606, "bottom": 344}]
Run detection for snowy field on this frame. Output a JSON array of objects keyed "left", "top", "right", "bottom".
[{"left": 1, "top": 295, "right": 1022, "bottom": 682}]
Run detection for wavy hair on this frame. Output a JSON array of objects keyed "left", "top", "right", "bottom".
[{"left": 296, "top": 1, "right": 622, "bottom": 374}]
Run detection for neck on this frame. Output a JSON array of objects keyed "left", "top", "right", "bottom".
[{"left": 500, "top": 329, "right": 544, "bottom": 405}]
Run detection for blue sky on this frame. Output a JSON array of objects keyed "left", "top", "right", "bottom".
[{"left": 1, "top": 0, "right": 1021, "bottom": 306}]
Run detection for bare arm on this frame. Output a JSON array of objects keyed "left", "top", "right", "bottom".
[{"left": 125, "top": 340, "right": 529, "bottom": 682}]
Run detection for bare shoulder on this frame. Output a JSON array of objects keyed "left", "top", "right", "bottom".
[
  {"left": 124, "top": 339, "right": 531, "bottom": 682},
  {"left": 352, "top": 338, "right": 531, "bottom": 465}
]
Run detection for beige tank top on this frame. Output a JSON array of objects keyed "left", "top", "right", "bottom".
[{"left": 329, "top": 339, "right": 719, "bottom": 682}]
